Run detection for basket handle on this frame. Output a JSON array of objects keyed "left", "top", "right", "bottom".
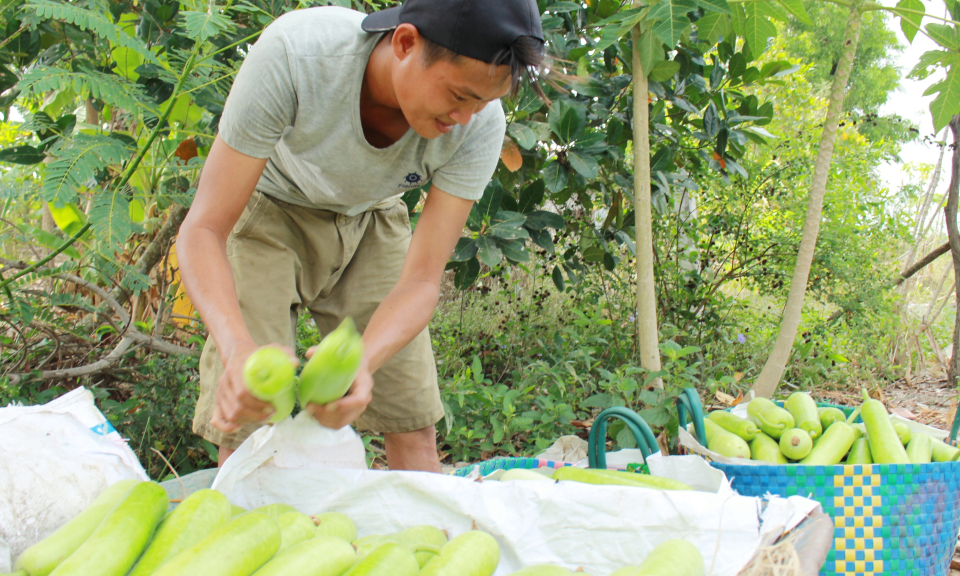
[
  {"left": 588, "top": 407, "right": 659, "bottom": 469},
  {"left": 950, "top": 398, "right": 960, "bottom": 445},
  {"left": 675, "top": 388, "right": 707, "bottom": 447}
]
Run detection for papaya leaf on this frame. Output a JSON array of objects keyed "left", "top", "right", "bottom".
[
  {"left": 778, "top": 0, "right": 811, "bottom": 24},
  {"left": 925, "top": 23, "right": 960, "bottom": 50},
  {"left": 893, "top": 0, "right": 924, "bottom": 43},
  {"left": 926, "top": 65, "right": 960, "bottom": 133}
]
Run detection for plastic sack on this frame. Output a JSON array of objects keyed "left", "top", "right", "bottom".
[
  {"left": 0, "top": 388, "right": 148, "bottom": 571},
  {"left": 213, "top": 411, "right": 367, "bottom": 492},
  {"left": 213, "top": 429, "right": 819, "bottom": 576}
]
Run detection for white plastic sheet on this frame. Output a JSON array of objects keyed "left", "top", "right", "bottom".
[
  {"left": 214, "top": 416, "right": 819, "bottom": 576},
  {"left": 0, "top": 388, "right": 148, "bottom": 571}
]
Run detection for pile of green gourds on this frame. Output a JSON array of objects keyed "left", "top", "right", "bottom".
[
  {"left": 7, "top": 479, "right": 706, "bottom": 576},
  {"left": 702, "top": 390, "right": 960, "bottom": 465}
]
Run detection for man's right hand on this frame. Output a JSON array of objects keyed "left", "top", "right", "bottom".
[{"left": 211, "top": 341, "right": 298, "bottom": 433}]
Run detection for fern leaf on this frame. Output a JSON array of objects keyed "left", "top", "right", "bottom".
[
  {"left": 25, "top": 0, "right": 159, "bottom": 64},
  {"left": 181, "top": 10, "right": 236, "bottom": 44},
  {"left": 41, "top": 133, "right": 133, "bottom": 205},
  {"left": 18, "top": 67, "right": 148, "bottom": 114},
  {"left": 90, "top": 187, "right": 133, "bottom": 248}
]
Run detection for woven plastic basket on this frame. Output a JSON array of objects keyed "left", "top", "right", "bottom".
[
  {"left": 677, "top": 389, "right": 960, "bottom": 576},
  {"left": 453, "top": 456, "right": 575, "bottom": 477}
]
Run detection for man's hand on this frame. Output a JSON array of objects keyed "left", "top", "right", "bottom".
[
  {"left": 211, "top": 341, "right": 298, "bottom": 432},
  {"left": 305, "top": 349, "right": 374, "bottom": 429}
]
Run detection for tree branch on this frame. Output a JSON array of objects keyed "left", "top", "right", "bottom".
[
  {"left": 893, "top": 241, "right": 951, "bottom": 286},
  {"left": 6, "top": 337, "right": 135, "bottom": 385}
]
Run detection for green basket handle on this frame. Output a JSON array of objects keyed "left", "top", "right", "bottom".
[
  {"left": 675, "top": 388, "right": 707, "bottom": 447},
  {"left": 588, "top": 407, "right": 660, "bottom": 469},
  {"left": 950, "top": 396, "right": 960, "bottom": 446}
]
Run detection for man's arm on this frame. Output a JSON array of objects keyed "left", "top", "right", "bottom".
[
  {"left": 176, "top": 135, "right": 285, "bottom": 431},
  {"left": 308, "top": 184, "right": 473, "bottom": 429}
]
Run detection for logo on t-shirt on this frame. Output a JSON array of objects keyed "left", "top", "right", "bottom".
[{"left": 400, "top": 172, "right": 423, "bottom": 188}]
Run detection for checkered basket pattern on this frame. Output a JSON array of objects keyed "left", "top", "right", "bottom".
[
  {"left": 453, "top": 456, "right": 575, "bottom": 477},
  {"left": 705, "top": 402, "right": 960, "bottom": 576},
  {"left": 711, "top": 461, "right": 960, "bottom": 576}
]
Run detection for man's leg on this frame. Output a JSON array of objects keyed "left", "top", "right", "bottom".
[{"left": 384, "top": 425, "right": 441, "bottom": 472}]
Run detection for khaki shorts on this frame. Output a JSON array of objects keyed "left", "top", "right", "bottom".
[{"left": 192, "top": 190, "right": 444, "bottom": 450}]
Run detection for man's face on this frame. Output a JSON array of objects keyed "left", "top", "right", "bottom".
[{"left": 391, "top": 26, "right": 513, "bottom": 139}]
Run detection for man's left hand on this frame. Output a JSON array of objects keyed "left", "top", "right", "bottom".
[{"left": 306, "top": 362, "right": 374, "bottom": 429}]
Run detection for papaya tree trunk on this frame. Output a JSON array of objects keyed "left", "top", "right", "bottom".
[
  {"left": 750, "top": 0, "right": 865, "bottom": 398},
  {"left": 632, "top": 24, "right": 663, "bottom": 389},
  {"left": 944, "top": 116, "right": 960, "bottom": 385}
]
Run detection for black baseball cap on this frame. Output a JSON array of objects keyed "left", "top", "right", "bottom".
[{"left": 361, "top": 0, "right": 544, "bottom": 64}]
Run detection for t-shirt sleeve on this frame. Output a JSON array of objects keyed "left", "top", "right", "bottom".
[
  {"left": 431, "top": 104, "right": 507, "bottom": 201},
  {"left": 217, "top": 24, "right": 297, "bottom": 159}
]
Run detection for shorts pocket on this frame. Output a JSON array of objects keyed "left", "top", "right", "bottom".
[{"left": 232, "top": 190, "right": 268, "bottom": 239}]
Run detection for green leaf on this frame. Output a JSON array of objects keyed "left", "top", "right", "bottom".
[
  {"left": 517, "top": 180, "right": 545, "bottom": 213},
  {"left": 778, "top": 0, "right": 811, "bottom": 24},
  {"left": 567, "top": 151, "right": 600, "bottom": 178},
  {"left": 497, "top": 238, "right": 531, "bottom": 262},
  {"left": 550, "top": 101, "right": 586, "bottom": 143},
  {"left": 730, "top": 3, "right": 747, "bottom": 37},
  {"left": 0, "top": 145, "right": 45, "bottom": 165},
  {"left": 450, "top": 237, "right": 478, "bottom": 261},
  {"left": 649, "top": 0, "right": 698, "bottom": 47},
  {"left": 928, "top": 66, "right": 960, "bottom": 133},
  {"left": 507, "top": 122, "right": 538, "bottom": 150},
  {"left": 696, "top": 12, "right": 731, "bottom": 45},
  {"left": 473, "top": 180, "right": 504, "bottom": 223},
  {"left": 48, "top": 202, "right": 87, "bottom": 236},
  {"left": 524, "top": 211, "right": 566, "bottom": 230},
  {"left": 698, "top": 0, "right": 731, "bottom": 14},
  {"left": 552, "top": 265, "right": 565, "bottom": 291},
  {"left": 475, "top": 236, "right": 503, "bottom": 267},
  {"left": 453, "top": 258, "right": 480, "bottom": 289},
  {"left": 529, "top": 228, "right": 556, "bottom": 255},
  {"left": 25, "top": 0, "right": 158, "bottom": 64},
  {"left": 637, "top": 30, "right": 666, "bottom": 77},
  {"left": 648, "top": 60, "right": 680, "bottom": 82},
  {"left": 895, "top": 0, "right": 924, "bottom": 44},
  {"left": 90, "top": 188, "right": 133, "bottom": 247},
  {"left": 548, "top": 1, "right": 583, "bottom": 11},
  {"left": 181, "top": 10, "right": 236, "bottom": 44},
  {"left": 41, "top": 134, "right": 133, "bottom": 205},
  {"left": 18, "top": 67, "right": 147, "bottom": 114},
  {"left": 543, "top": 162, "right": 569, "bottom": 193},
  {"left": 742, "top": 3, "right": 777, "bottom": 58},
  {"left": 926, "top": 23, "right": 960, "bottom": 50},
  {"left": 488, "top": 211, "right": 530, "bottom": 239},
  {"left": 111, "top": 46, "right": 143, "bottom": 81}
]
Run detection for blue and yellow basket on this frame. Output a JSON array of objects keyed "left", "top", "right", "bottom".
[{"left": 677, "top": 388, "right": 960, "bottom": 576}]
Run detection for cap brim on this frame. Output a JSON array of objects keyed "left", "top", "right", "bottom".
[{"left": 361, "top": 7, "right": 402, "bottom": 32}]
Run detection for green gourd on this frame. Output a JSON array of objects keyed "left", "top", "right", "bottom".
[
  {"left": 750, "top": 432, "right": 788, "bottom": 464},
  {"left": 905, "top": 433, "right": 933, "bottom": 464},
  {"left": 343, "top": 543, "right": 419, "bottom": 576},
  {"left": 931, "top": 439, "right": 960, "bottom": 462},
  {"left": 608, "top": 539, "right": 704, "bottom": 576},
  {"left": 419, "top": 531, "right": 501, "bottom": 576},
  {"left": 860, "top": 390, "right": 910, "bottom": 465},
  {"left": 243, "top": 346, "right": 297, "bottom": 424},
  {"left": 49, "top": 482, "right": 169, "bottom": 576},
  {"left": 231, "top": 505, "right": 247, "bottom": 516},
  {"left": 746, "top": 398, "right": 795, "bottom": 439},
  {"left": 799, "top": 421, "right": 857, "bottom": 466},
  {"left": 818, "top": 407, "right": 846, "bottom": 430},
  {"left": 251, "top": 504, "right": 298, "bottom": 520},
  {"left": 703, "top": 418, "right": 750, "bottom": 459},
  {"left": 299, "top": 318, "right": 364, "bottom": 407},
  {"left": 892, "top": 421, "right": 911, "bottom": 446},
  {"left": 354, "top": 525, "right": 448, "bottom": 568},
  {"left": 312, "top": 513, "right": 357, "bottom": 541},
  {"left": 128, "top": 489, "right": 232, "bottom": 576},
  {"left": 785, "top": 392, "right": 822, "bottom": 440},
  {"left": 277, "top": 512, "right": 316, "bottom": 552},
  {"left": 779, "top": 428, "right": 813, "bottom": 460},
  {"left": 14, "top": 479, "right": 140, "bottom": 576},
  {"left": 150, "top": 513, "right": 281, "bottom": 576},
  {"left": 845, "top": 438, "right": 872, "bottom": 464},
  {"left": 850, "top": 423, "right": 865, "bottom": 440},
  {"left": 706, "top": 411, "right": 758, "bottom": 441},
  {"left": 251, "top": 535, "right": 356, "bottom": 576},
  {"left": 552, "top": 468, "right": 692, "bottom": 491}
]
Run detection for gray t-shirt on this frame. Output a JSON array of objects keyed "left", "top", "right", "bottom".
[{"left": 218, "top": 7, "right": 507, "bottom": 215}]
